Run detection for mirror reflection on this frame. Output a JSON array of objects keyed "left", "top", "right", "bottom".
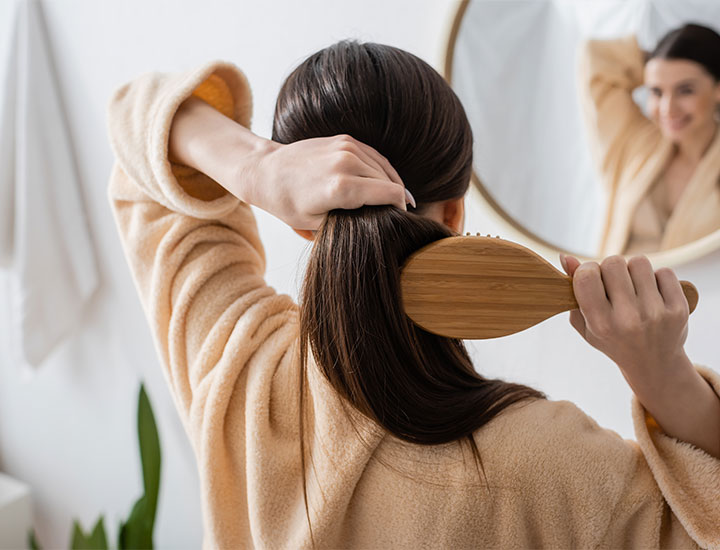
[{"left": 449, "top": 0, "right": 720, "bottom": 258}]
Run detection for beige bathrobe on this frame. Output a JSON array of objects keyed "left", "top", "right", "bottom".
[
  {"left": 579, "top": 36, "right": 720, "bottom": 256},
  {"left": 108, "top": 61, "right": 720, "bottom": 549}
]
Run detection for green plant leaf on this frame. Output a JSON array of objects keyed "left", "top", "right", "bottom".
[
  {"left": 70, "top": 516, "right": 108, "bottom": 549},
  {"left": 137, "top": 384, "right": 161, "bottom": 520},
  {"left": 118, "top": 384, "right": 161, "bottom": 550},
  {"left": 118, "top": 496, "right": 153, "bottom": 549},
  {"left": 28, "top": 528, "right": 42, "bottom": 550},
  {"left": 117, "top": 519, "right": 125, "bottom": 549}
]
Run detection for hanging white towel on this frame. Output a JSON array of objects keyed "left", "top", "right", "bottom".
[{"left": 0, "top": 0, "right": 98, "bottom": 367}]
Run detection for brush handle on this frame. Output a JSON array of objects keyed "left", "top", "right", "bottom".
[{"left": 561, "top": 276, "right": 699, "bottom": 314}]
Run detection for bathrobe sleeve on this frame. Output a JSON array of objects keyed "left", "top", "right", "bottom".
[
  {"left": 578, "top": 36, "right": 658, "bottom": 192},
  {"left": 621, "top": 365, "right": 720, "bottom": 548},
  {"left": 106, "top": 61, "right": 300, "bottom": 432}
]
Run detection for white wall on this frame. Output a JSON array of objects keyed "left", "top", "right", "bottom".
[{"left": 0, "top": 1, "right": 717, "bottom": 548}]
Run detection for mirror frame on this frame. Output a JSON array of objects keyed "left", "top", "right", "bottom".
[{"left": 441, "top": 0, "right": 720, "bottom": 267}]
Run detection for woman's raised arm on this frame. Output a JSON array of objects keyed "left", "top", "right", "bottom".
[
  {"left": 168, "top": 96, "right": 411, "bottom": 230},
  {"left": 108, "top": 62, "right": 410, "bottom": 427},
  {"left": 561, "top": 253, "right": 720, "bottom": 459},
  {"left": 578, "top": 36, "right": 657, "bottom": 189}
]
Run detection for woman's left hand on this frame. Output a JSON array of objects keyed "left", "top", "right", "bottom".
[
  {"left": 560, "top": 253, "right": 720, "bottom": 459},
  {"left": 559, "top": 254, "right": 690, "bottom": 379}
]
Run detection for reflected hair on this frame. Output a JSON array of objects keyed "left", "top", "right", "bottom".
[
  {"left": 271, "top": 40, "right": 545, "bottom": 535},
  {"left": 649, "top": 23, "right": 720, "bottom": 81}
]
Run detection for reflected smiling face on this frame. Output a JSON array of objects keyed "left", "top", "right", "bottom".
[{"left": 644, "top": 58, "right": 720, "bottom": 144}]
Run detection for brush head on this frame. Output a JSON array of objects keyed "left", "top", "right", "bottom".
[{"left": 400, "top": 236, "right": 698, "bottom": 339}]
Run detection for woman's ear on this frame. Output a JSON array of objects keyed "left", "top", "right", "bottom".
[
  {"left": 293, "top": 228, "right": 315, "bottom": 241},
  {"left": 443, "top": 197, "right": 465, "bottom": 234}
]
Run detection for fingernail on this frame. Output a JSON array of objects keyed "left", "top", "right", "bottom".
[
  {"left": 405, "top": 188, "right": 416, "bottom": 209},
  {"left": 559, "top": 253, "right": 567, "bottom": 271}
]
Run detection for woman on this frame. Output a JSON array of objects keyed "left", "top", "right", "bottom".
[
  {"left": 108, "top": 41, "right": 720, "bottom": 548},
  {"left": 580, "top": 23, "right": 720, "bottom": 256}
]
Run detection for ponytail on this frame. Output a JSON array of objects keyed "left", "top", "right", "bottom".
[
  {"left": 300, "top": 206, "right": 545, "bottom": 446},
  {"left": 274, "top": 40, "right": 547, "bottom": 541}
]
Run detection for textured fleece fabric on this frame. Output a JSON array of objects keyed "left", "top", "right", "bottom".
[
  {"left": 579, "top": 36, "right": 720, "bottom": 256},
  {"left": 108, "top": 61, "right": 720, "bottom": 549}
]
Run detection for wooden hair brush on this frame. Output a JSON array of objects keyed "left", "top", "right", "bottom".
[{"left": 400, "top": 235, "right": 699, "bottom": 339}]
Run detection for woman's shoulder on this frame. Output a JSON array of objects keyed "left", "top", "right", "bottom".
[
  {"left": 489, "top": 396, "right": 629, "bottom": 446},
  {"left": 479, "top": 396, "right": 642, "bottom": 480},
  {"left": 478, "top": 396, "right": 655, "bottom": 526}
]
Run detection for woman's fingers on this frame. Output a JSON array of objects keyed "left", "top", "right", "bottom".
[
  {"left": 350, "top": 138, "right": 404, "bottom": 186},
  {"left": 332, "top": 135, "right": 404, "bottom": 187},
  {"left": 561, "top": 254, "right": 589, "bottom": 336},
  {"left": 326, "top": 135, "right": 410, "bottom": 212},
  {"left": 336, "top": 177, "right": 408, "bottom": 211},
  {"left": 656, "top": 267, "right": 690, "bottom": 316},
  {"left": 627, "top": 256, "right": 664, "bottom": 313},
  {"left": 340, "top": 152, "right": 410, "bottom": 207},
  {"left": 573, "top": 261, "right": 612, "bottom": 324},
  {"left": 368, "top": 179, "right": 408, "bottom": 211},
  {"left": 599, "top": 255, "right": 636, "bottom": 308},
  {"left": 559, "top": 253, "right": 581, "bottom": 276}
]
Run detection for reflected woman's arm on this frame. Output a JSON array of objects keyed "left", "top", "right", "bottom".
[{"left": 578, "top": 36, "right": 656, "bottom": 188}]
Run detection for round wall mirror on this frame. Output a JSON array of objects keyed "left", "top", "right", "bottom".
[{"left": 444, "top": 0, "right": 720, "bottom": 264}]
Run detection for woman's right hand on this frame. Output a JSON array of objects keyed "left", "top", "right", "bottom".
[
  {"left": 170, "top": 97, "right": 411, "bottom": 230},
  {"left": 240, "top": 134, "right": 412, "bottom": 230}
]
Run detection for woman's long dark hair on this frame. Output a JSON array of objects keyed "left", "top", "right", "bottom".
[
  {"left": 271, "top": 41, "right": 545, "bottom": 535},
  {"left": 650, "top": 23, "right": 720, "bottom": 81}
]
